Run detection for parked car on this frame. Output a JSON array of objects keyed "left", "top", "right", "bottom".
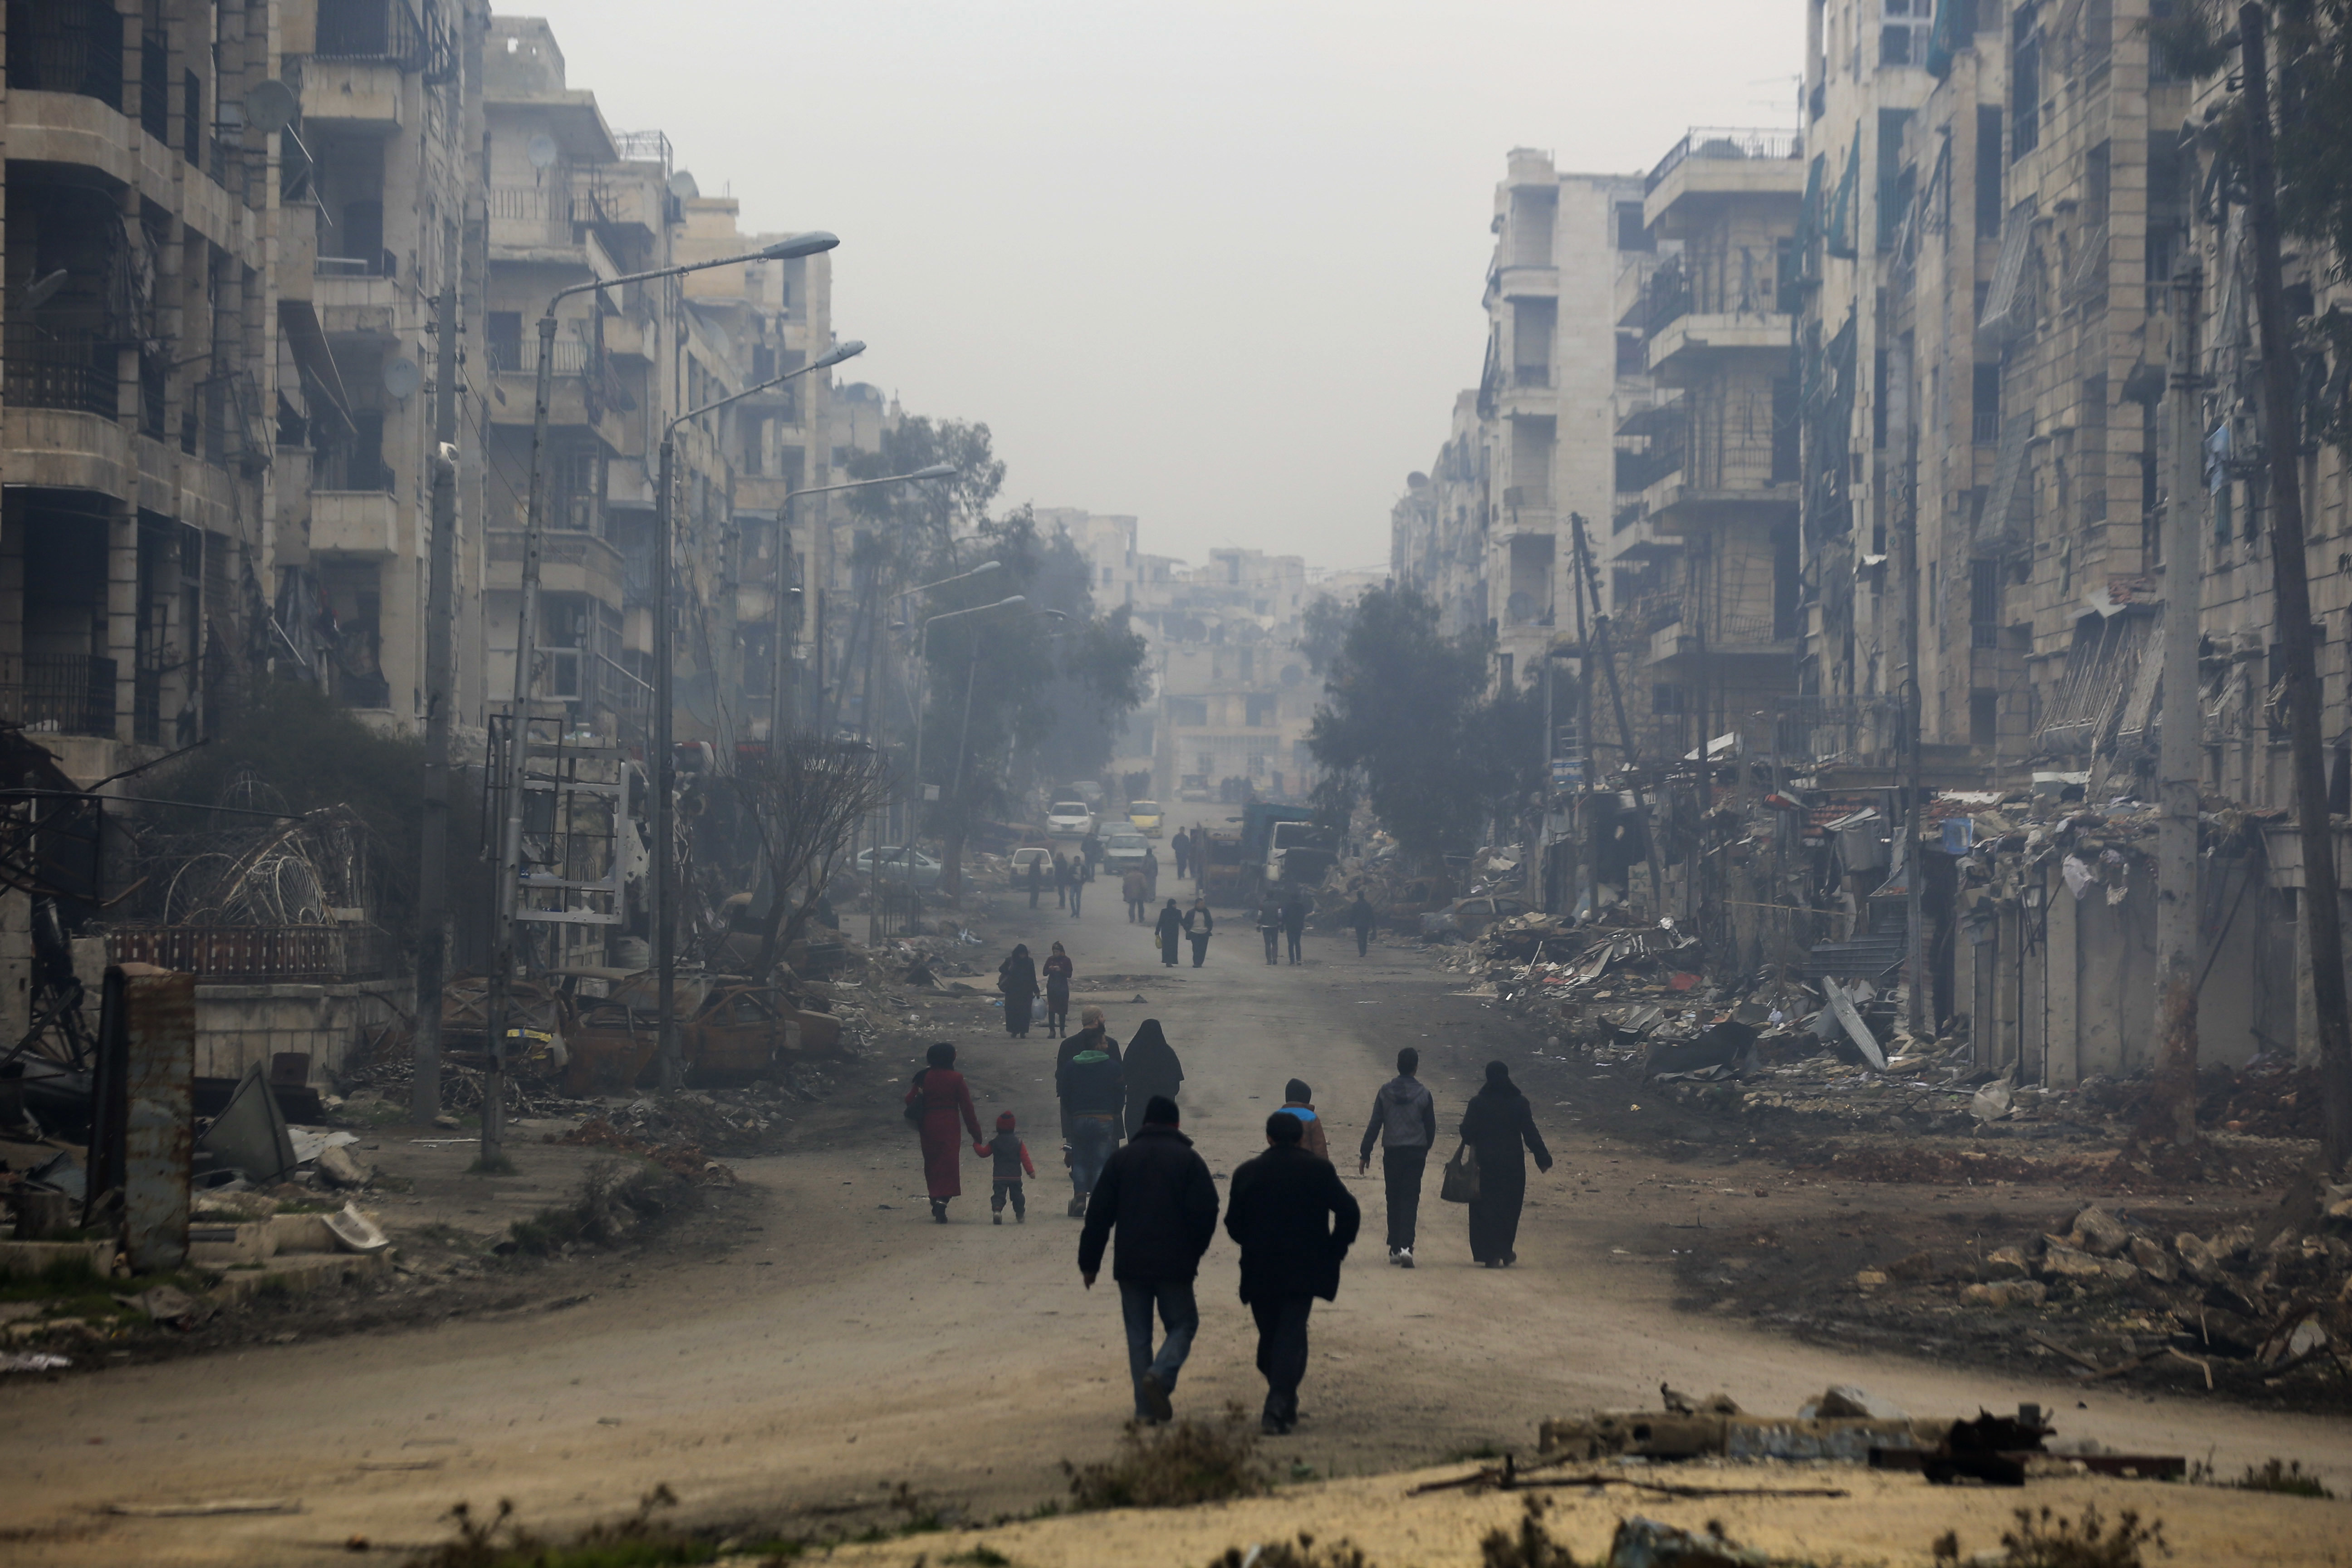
[
  {"left": 1009, "top": 845, "right": 1055, "bottom": 885},
  {"left": 1045, "top": 800, "right": 1095, "bottom": 838},
  {"left": 853, "top": 845, "right": 944, "bottom": 890},
  {"left": 1419, "top": 893, "right": 1532, "bottom": 941},
  {"left": 1126, "top": 799, "right": 1164, "bottom": 837},
  {"left": 1102, "top": 831, "right": 1154, "bottom": 872},
  {"left": 1069, "top": 779, "right": 1106, "bottom": 808}
]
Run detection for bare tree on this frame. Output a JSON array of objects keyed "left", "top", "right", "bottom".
[{"left": 734, "top": 735, "right": 893, "bottom": 971}]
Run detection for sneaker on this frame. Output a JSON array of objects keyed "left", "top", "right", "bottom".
[
  {"left": 1260, "top": 1415, "right": 1293, "bottom": 1437},
  {"left": 1387, "top": 1247, "right": 1401, "bottom": 1266},
  {"left": 993, "top": 1212, "right": 1002, "bottom": 1225},
  {"left": 1067, "top": 1195, "right": 1087, "bottom": 1218},
  {"left": 1140, "top": 1372, "right": 1174, "bottom": 1423},
  {"left": 1397, "top": 1248, "right": 1415, "bottom": 1269}
]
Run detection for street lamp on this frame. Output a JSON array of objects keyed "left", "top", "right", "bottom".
[
  {"left": 480, "top": 230, "right": 837, "bottom": 1163},
  {"left": 645, "top": 338, "right": 864, "bottom": 1093},
  {"left": 771, "top": 464, "right": 958, "bottom": 745}
]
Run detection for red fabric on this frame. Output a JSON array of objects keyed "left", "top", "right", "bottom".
[{"left": 907, "top": 1068, "right": 984, "bottom": 1198}]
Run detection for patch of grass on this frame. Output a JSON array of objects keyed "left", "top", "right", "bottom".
[
  {"left": 2230, "top": 1458, "right": 2333, "bottom": 1498},
  {"left": 0, "top": 1254, "right": 105, "bottom": 1298},
  {"left": 412, "top": 1487, "right": 760, "bottom": 1568},
  {"left": 1996, "top": 1505, "right": 2167, "bottom": 1568},
  {"left": 1063, "top": 1404, "right": 1269, "bottom": 1511},
  {"left": 1481, "top": 1497, "right": 1578, "bottom": 1568}
]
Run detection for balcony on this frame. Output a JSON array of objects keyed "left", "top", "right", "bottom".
[
  {"left": 4, "top": 332, "right": 116, "bottom": 417},
  {"left": 314, "top": 0, "right": 433, "bottom": 69},
  {"left": 1644, "top": 127, "right": 1807, "bottom": 234},
  {"left": 6, "top": 0, "right": 124, "bottom": 109},
  {"left": 1494, "top": 264, "right": 1559, "bottom": 301},
  {"left": 1649, "top": 612, "right": 1797, "bottom": 672},
  {"left": 310, "top": 490, "right": 401, "bottom": 559},
  {"left": 1645, "top": 312, "right": 1793, "bottom": 384},
  {"left": 0, "top": 653, "right": 117, "bottom": 739},
  {"left": 301, "top": 60, "right": 404, "bottom": 134},
  {"left": 487, "top": 528, "right": 624, "bottom": 607}
]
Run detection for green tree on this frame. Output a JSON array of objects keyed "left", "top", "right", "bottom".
[
  {"left": 912, "top": 508, "right": 1146, "bottom": 888},
  {"left": 1298, "top": 588, "right": 1363, "bottom": 677},
  {"left": 1306, "top": 587, "right": 1541, "bottom": 867}
]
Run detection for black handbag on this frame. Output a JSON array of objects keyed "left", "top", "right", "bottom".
[
  {"left": 1439, "top": 1140, "right": 1481, "bottom": 1204},
  {"left": 903, "top": 1068, "right": 928, "bottom": 1128}
]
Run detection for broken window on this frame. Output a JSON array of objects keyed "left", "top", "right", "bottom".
[{"left": 1970, "top": 559, "right": 2001, "bottom": 647}]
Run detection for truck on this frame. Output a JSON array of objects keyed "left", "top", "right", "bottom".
[{"left": 1202, "top": 804, "right": 1334, "bottom": 907}]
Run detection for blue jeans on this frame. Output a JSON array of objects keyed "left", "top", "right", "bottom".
[
  {"left": 1119, "top": 1279, "right": 1199, "bottom": 1417},
  {"left": 1070, "top": 1115, "right": 1119, "bottom": 1197}
]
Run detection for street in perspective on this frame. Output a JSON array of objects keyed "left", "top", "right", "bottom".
[{"left": 6, "top": 1, "right": 2352, "bottom": 1565}]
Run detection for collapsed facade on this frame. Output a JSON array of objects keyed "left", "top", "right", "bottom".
[{"left": 1395, "top": 1, "right": 2352, "bottom": 1076}]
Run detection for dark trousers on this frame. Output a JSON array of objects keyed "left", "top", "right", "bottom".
[
  {"left": 1119, "top": 1279, "right": 1199, "bottom": 1417},
  {"left": 1467, "top": 1171, "right": 1527, "bottom": 1263},
  {"left": 1262, "top": 928, "right": 1279, "bottom": 963},
  {"left": 1029, "top": 883, "right": 1041, "bottom": 907},
  {"left": 1188, "top": 932, "right": 1210, "bottom": 967},
  {"left": 1249, "top": 1294, "right": 1314, "bottom": 1425},
  {"left": 991, "top": 1180, "right": 1026, "bottom": 1218},
  {"left": 1356, "top": 927, "right": 1371, "bottom": 956},
  {"left": 1285, "top": 928, "right": 1302, "bottom": 963},
  {"left": 1381, "top": 1146, "right": 1428, "bottom": 1251}
]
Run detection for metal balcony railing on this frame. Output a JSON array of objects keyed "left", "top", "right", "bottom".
[
  {"left": 5, "top": 331, "right": 118, "bottom": 417},
  {"left": 487, "top": 334, "right": 590, "bottom": 376},
  {"left": 315, "top": 0, "right": 429, "bottom": 67},
  {"left": 1615, "top": 431, "right": 1686, "bottom": 494},
  {"left": 1511, "top": 363, "right": 1551, "bottom": 387},
  {"left": 1639, "top": 262, "right": 1692, "bottom": 338},
  {"left": 1645, "top": 127, "right": 1803, "bottom": 194},
  {"left": 0, "top": 654, "right": 118, "bottom": 737},
  {"left": 7, "top": 0, "right": 124, "bottom": 106},
  {"left": 109, "top": 923, "right": 400, "bottom": 982}
]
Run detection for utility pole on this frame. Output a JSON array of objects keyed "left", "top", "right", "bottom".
[
  {"left": 1569, "top": 513, "right": 1665, "bottom": 917},
  {"left": 2151, "top": 145, "right": 2205, "bottom": 1150},
  {"left": 1893, "top": 334, "right": 1926, "bottom": 1039},
  {"left": 412, "top": 225, "right": 459, "bottom": 1123},
  {"left": 651, "top": 434, "right": 680, "bottom": 1091},
  {"left": 1569, "top": 526, "right": 1598, "bottom": 924},
  {"left": 2240, "top": 4, "right": 2352, "bottom": 1171}
]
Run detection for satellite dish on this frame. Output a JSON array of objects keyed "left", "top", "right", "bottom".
[
  {"left": 244, "top": 78, "right": 298, "bottom": 134},
  {"left": 666, "top": 170, "right": 700, "bottom": 200},
  {"left": 526, "top": 133, "right": 559, "bottom": 171},
  {"left": 21, "top": 270, "right": 68, "bottom": 311},
  {"left": 382, "top": 358, "right": 421, "bottom": 399}
]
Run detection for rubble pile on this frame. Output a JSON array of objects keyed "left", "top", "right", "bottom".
[
  {"left": 2076, "top": 1057, "right": 2327, "bottom": 1142},
  {"left": 590, "top": 1083, "right": 821, "bottom": 1157},
  {"left": 1859, "top": 1200, "right": 2352, "bottom": 1391},
  {"left": 552, "top": 1117, "right": 736, "bottom": 1185}
]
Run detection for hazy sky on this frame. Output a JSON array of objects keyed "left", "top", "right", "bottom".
[{"left": 534, "top": 0, "right": 1797, "bottom": 571}]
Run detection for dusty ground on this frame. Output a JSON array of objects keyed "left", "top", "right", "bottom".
[{"left": 5, "top": 873, "right": 2349, "bottom": 1565}]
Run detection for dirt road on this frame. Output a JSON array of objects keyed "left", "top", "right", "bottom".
[{"left": 9, "top": 874, "right": 2352, "bottom": 1565}]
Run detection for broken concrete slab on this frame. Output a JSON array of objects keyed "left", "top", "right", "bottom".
[
  {"left": 314, "top": 1145, "right": 370, "bottom": 1189},
  {"left": 2068, "top": 1205, "right": 2131, "bottom": 1257}
]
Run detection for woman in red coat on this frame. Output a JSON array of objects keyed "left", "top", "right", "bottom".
[{"left": 906, "top": 1041, "right": 984, "bottom": 1223}]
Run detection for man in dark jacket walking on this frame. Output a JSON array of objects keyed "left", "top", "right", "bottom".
[
  {"left": 1058, "top": 1034, "right": 1126, "bottom": 1219},
  {"left": 1224, "top": 1110, "right": 1360, "bottom": 1435},
  {"left": 1348, "top": 892, "right": 1378, "bottom": 958},
  {"left": 1357, "top": 1046, "right": 1436, "bottom": 1266},
  {"left": 1281, "top": 893, "right": 1308, "bottom": 965},
  {"left": 1078, "top": 1095, "right": 1219, "bottom": 1424},
  {"left": 1257, "top": 896, "right": 1282, "bottom": 965}
]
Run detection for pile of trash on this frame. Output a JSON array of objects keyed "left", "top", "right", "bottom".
[
  {"left": 553, "top": 1117, "right": 736, "bottom": 1185},
  {"left": 590, "top": 1081, "right": 823, "bottom": 1157},
  {"left": 1865, "top": 1199, "right": 2352, "bottom": 1389},
  {"left": 2076, "top": 1055, "right": 2326, "bottom": 1141}
]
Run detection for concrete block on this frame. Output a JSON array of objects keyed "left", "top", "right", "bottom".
[
  {"left": 0, "top": 1239, "right": 120, "bottom": 1278},
  {"left": 267, "top": 1213, "right": 338, "bottom": 1253},
  {"left": 206, "top": 1249, "right": 389, "bottom": 1305},
  {"left": 188, "top": 1220, "right": 274, "bottom": 1267}
]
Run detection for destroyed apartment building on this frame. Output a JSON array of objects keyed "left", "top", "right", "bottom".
[
  {"left": 1393, "top": 0, "right": 2352, "bottom": 1083},
  {"left": 0, "top": 0, "right": 866, "bottom": 1107}
]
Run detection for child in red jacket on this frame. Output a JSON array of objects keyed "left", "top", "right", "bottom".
[{"left": 975, "top": 1111, "right": 1037, "bottom": 1224}]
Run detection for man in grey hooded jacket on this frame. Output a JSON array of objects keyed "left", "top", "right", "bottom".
[{"left": 1356, "top": 1046, "right": 1436, "bottom": 1265}]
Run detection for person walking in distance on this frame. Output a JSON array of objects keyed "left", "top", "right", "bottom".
[
  {"left": 1357, "top": 1047, "right": 1436, "bottom": 1267},
  {"left": 1053, "top": 851, "right": 1070, "bottom": 910},
  {"left": 1123, "top": 867, "right": 1149, "bottom": 924},
  {"left": 1281, "top": 891, "right": 1307, "bottom": 965},
  {"left": 1171, "top": 827, "right": 1191, "bottom": 881},
  {"left": 1183, "top": 897, "right": 1214, "bottom": 968},
  {"left": 1078, "top": 1095, "right": 1219, "bottom": 1424},
  {"left": 1042, "top": 941, "right": 1074, "bottom": 1039},
  {"left": 1459, "top": 1061, "right": 1553, "bottom": 1267},
  {"left": 1154, "top": 897, "right": 1184, "bottom": 968},
  {"left": 1224, "top": 1111, "right": 1360, "bottom": 1435},
  {"left": 1257, "top": 893, "right": 1282, "bottom": 965},
  {"left": 1120, "top": 1019, "right": 1184, "bottom": 1140},
  {"left": 904, "top": 1042, "right": 985, "bottom": 1224},
  {"left": 1058, "top": 1035, "right": 1126, "bottom": 1218},
  {"left": 976, "top": 1111, "right": 1036, "bottom": 1224},
  {"left": 998, "top": 943, "right": 1039, "bottom": 1039},
  {"left": 1348, "top": 891, "right": 1378, "bottom": 958},
  {"left": 1027, "top": 853, "right": 1044, "bottom": 909},
  {"left": 1068, "top": 858, "right": 1086, "bottom": 919}
]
